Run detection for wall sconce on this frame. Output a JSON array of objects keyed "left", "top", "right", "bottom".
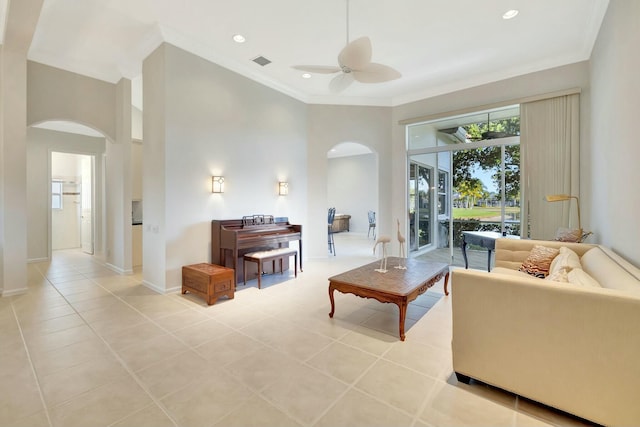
[
  {"left": 278, "top": 181, "right": 289, "bottom": 196},
  {"left": 212, "top": 176, "right": 225, "bottom": 193}
]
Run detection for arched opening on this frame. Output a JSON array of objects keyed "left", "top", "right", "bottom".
[
  {"left": 326, "top": 142, "right": 378, "bottom": 258},
  {"left": 27, "top": 120, "right": 107, "bottom": 263}
]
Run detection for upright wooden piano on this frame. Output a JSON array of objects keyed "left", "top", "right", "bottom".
[{"left": 212, "top": 216, "right": 302, "bottom": 283}]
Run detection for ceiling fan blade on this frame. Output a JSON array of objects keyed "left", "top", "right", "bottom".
[
  {"left": 292, "top": 65, "right": 341, "bottom": 74},
  {"left": 352, "top": 63, "right": 402, "bottom": 83},
  {"left": 329, "top": 73, "right": 354, "bottom": 93},
  {"left": 338, "top": 36, "right": 372, "bottom": 71}
]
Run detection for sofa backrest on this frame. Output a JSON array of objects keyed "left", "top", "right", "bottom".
[
  {"left": 581, "top": 246, "right": 640, "bottom": 292},
  {"left": 495, "top": 239, "right": 594, "bottom": 270}
]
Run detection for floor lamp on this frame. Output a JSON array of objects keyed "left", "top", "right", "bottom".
[{"left": 545, "top": 194, "right": 582, "bottom": 241}]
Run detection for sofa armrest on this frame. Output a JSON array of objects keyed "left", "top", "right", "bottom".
[{"left": 451, "top": 269, "right": 640, "bottom": 426}]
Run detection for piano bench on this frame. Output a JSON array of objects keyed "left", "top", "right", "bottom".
[{"left": 243, "top": 248, "right": 298, "bottom": 289}]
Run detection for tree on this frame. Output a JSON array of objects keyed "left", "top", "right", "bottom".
[
  {"left": 452, "top": 117, "right": 520, "bottom": 202},
  {"left": 455, "top": 178, "right": 484, "bottom": 208}
]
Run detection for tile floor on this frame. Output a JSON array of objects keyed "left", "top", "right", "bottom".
[{"left": 1, "top": 235, "right": 596, "bottom": 427}]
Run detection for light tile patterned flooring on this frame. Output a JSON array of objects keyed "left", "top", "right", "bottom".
[{"left": 1, "top": 234, "right": 595, "bottom": 427}]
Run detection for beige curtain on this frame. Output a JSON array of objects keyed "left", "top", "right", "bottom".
[{"left": 521, "top": 94, "right": 580, "bottom": 240}]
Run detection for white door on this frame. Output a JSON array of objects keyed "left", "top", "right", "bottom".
[{"left": 80, "top": 155, "right": 94, "bottom": 254}]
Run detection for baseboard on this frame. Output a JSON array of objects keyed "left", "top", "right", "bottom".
[
  {"left": 105, "top": 263, "right": 134, "bottom": 275},
  {"left": 2, "top": 287, "right": 29, "bottom": 297},
  {"left": 28, "top": 257, "right": 49, "bottom": 263},
  {"left": 141, "top": 280, "right": 180, "bottom": 295},
  {"left": 142, "top": 280, "right": 164, "bottom": 294},
  {"left": 166, "top": 285, "right": 181, "bottom": 294}
]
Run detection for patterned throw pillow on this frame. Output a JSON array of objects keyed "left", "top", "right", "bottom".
[{"left": 519, "top": 245, "right": 560, "bottom": 278}]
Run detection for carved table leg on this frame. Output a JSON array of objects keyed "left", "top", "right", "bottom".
[
  {"left": 398, "top": 299, "right": 408, "bottom": 341},
  {"left": 444, "top": 271, "right": 450, "bottom": 296},
  {"left": 328, "top": 284, "right": 336, "bottom": 318}
]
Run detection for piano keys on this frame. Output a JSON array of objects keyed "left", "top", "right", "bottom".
[{"left": 211, "top": 217, "right": 302, "bottom": 284}]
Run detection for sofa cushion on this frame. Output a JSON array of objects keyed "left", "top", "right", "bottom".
[
  {"left": 581, "top": 247, "right": 640, "bottom": 292},
  {"left": 546, "top": 268, "right": 569, "bottom": 282},
  {"left": 549, "top": 246, "right": 582, "bottom": 276},
  {"left": 567, "top": 268, "right": 601, "bottom": 288},
  {"left": 519, "top": 245, "right": 560, "bottom": 278}
]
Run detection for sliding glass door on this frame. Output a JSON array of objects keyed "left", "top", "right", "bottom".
[
  {"left": 406, "top": 105, "right": 521, "bottom": 268},
  {"left": 408, "top": 161, "right": 433, "bottom": 251}
]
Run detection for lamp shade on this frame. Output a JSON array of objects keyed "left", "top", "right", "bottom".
[
  {"left": 545, "top": 194, "right": 581, "bottom": 232},
  {"left": 545, "top": 194, "right": 571, "bottom": 202}
]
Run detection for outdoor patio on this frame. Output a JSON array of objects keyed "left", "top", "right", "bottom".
[{"left": 329, "top": 232, "right": 492, "bottom": 272}]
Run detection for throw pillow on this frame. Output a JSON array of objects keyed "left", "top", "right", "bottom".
[
  {"left": 519, "top": 245, "right": 560, "bottom": 278},
  {"left": 567, "top": 268, "right": 601, "bottom": 288},
  {"left": 548, "top": 246, "right": 582, "bottom": 277},
  {"left": 546, "top": 268, "right": 569, "bottom": 282}
]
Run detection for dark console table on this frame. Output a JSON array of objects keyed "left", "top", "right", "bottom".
[{"left": 462, "top": 231, "right": 520, "bottom": 272}]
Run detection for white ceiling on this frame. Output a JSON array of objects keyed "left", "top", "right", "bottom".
[{"left": 22, "top": 0, "right": 609, "bottom": 107}]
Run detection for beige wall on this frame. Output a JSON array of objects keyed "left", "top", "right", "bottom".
[
  {"left": 27, "top": 62, "right": 117, "bottom": 140},
  {"left": 307, "top": 104, "right": 392, "bottom": 257},
  {"left": 589, "top": 0, "right": 640, "bottom": 265},
  {"left": 328, "top": 153, "right": 378, "bottom": 234},
  {"left": 26, "top": 63, "right": 132, "bottom": 273},
  {"left": 0, "top": 0, "right": 43, "bottom": 296},
  {"left": 143, "top": 43, "right": 309, "bottom": 291},
  {"left": 141, "top": 44, "right": 168, "bottom": 290}
]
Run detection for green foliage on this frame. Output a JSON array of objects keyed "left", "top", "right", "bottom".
[
  {"left": 455, "top": 178, "right": 484, "bottom": 208},
  {"left": 453, "top": 116, "right": 521, "bottom": 203}
]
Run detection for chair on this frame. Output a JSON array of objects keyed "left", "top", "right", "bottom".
[
  {"left": 368, "top": 211, "right": 376, "bottom": 239},
  {"left": 328, "top": 207, "right": 336, "bottom": 256}
]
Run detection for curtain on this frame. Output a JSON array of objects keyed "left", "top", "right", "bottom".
[{"left": 521, "top": 94, "right": 580, "bottom": 240}]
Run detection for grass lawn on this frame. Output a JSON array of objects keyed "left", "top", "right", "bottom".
[{"left": 454, "top": 207, "right": 520, "bottom": 219}]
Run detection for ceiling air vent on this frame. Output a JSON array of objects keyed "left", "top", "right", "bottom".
[{"left": 252, "top": 56, "right": 271, "bottom": 66}]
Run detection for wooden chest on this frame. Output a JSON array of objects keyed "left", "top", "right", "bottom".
[{"left": 182, "top": 263, "right": 234, "bottom": 305}]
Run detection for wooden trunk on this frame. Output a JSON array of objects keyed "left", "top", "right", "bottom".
[{"left": 182, "top": 263, "right": 234, "bottom": 305}]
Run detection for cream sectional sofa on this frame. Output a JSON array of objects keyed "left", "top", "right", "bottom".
[{"left": 451, "top": 238, "right": 640, "bottom": 426}]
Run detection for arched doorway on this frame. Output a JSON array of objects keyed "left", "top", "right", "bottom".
[
  {"left": 28, "top": 120, "right": 107, "bottom": 262},
  {"left": 326, "top": 142, "right": 378, "bottom": 257}
]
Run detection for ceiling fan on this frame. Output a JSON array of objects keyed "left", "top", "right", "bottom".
[{"left": 292, "top": 0, "right": 401, "bottom": 92}]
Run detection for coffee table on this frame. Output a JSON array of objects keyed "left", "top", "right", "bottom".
[{"left": 328, "top": 257, "right": 449, "bottom": 341}]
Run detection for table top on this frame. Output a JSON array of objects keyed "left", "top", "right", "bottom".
[
  {"left": 462, "top": 231, "right": 520, "bottom": 239},
  {"left": 183, "top": 263, "right": 234, "bottom": 274},
  {"left": 328, "top": 257, "right": 449, "bottom": 297},
  {"left": 463, "top": 231, "right": 519, "bottom": 246}
]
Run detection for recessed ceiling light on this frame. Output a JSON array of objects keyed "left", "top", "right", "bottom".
[
  {"left": 302, "top": 73, "right": 311, "bottom": 79},
  {"left": 502, "top": 9, "right": 519, "bottom": 20},
  {"left": 232, "top": 34, "right": 246, "bottom": 43}
]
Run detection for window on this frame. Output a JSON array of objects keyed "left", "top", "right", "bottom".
[
  {"left": 438, "top": 170, "right": 448, "bottom": 217},
  {"left": 406, "top": 105, "right": 520, "bottom": 262},
  {"left": 52, "top": 181, "right": 63, "bottom": 209}
]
